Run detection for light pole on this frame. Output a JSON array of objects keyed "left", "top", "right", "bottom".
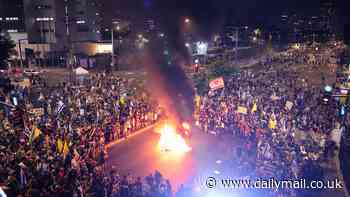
[
  {"left": 111, "top": 27, "right": 114, "bottom": 68},
  {"left": 18, "top": 39, "right": 27, "bottom": 68},
  {"left": 235, "top": 27, "right": 239, "bottom": 62},
  {"left": 111, "top": 25, "right": 120, "bottom": 69}
]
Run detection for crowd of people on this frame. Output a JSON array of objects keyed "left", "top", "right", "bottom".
[
  {"left": 0, "top": 72, "right": 174, "bottom": 197},
  {"left": 193, "top": 43, "right": 346, "bottom": 196},
  {"left": 0, "top": 41, "right": 347, "bottom": 197}
]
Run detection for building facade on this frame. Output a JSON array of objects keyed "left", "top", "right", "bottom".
[
  {"left": 0, "top": 0, "right": 26, "bottom": 33},
  {"left": 23, "top": 0, "right": 102, "bottom": 46}
]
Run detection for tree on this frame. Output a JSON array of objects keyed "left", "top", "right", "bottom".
[{"left": 0, "top": 31, "right": 15, "bottom": 69}]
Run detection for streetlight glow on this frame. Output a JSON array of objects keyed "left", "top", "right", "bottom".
[{"left": 185, "top": 18, "right": 190, "bottom": 24}]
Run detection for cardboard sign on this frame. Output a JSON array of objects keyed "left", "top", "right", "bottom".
[
  {"left": 209, "top": 77, "right": 225, "bottom": 90},
  {"left": 236, "top": 106, "right": 248, "bottom": 114},
  {"left": 31, "top": 108, "right": 44, "bottom": 116},
  {"left": 285, "top": 101, "right": 294, "bottom": 110}
]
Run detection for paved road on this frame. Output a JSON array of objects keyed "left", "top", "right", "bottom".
[
  {"left": 106, "top": 125, "right": 348, "bottom": 197},
  {"left": 106, "top": 126, "right": 237, "bottom": 191}
]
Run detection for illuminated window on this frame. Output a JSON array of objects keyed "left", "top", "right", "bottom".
[
  {"left": 5, "top": 17, "right": 19, "bottom": 21},
  {"left": 97, "top": 44, "right": 112, "bottom": 53},
  {"left": 36, "top": 17, "right": 54, "bottom": 21}
]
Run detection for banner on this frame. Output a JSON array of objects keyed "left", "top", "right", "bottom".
[
  {"left": 31, "top": 108, "right": 44, "bottom": 116},
  {"left": 209, "top": 77, "right": 225, "bottom": 90},
  {"left": 252, "top": 102, "right": 257, "bottom": 113},
  {"left": 236, "top": 106, "right": 248, "bottom": 114},
  {"left": 285, "top": 101, "right": 293, "bottom": 111}
]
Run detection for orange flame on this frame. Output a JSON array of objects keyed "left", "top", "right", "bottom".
[
  {"left": 158, "top": 123, "right": 191, "bottom": 153},
  {"left": 182, "top": 122, "right": 191, "bottom": 130}
]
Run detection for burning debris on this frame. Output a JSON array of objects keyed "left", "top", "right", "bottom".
[{"left": 158, "top": 123, "right": 191, "bottom": 153}]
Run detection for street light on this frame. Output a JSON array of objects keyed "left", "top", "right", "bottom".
[
  {"left": 185, "top": 18, "right": 190, "bottom": 24},
  {"left": 111, "top": 25, "right": 121, "bottom": 68},
  {"left": 18, "top": 38, "right": 27, "bottom": 68}
]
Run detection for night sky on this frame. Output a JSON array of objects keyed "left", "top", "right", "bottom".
[{"left": 103, "top": 0, "right": 349, "bottom": 28}]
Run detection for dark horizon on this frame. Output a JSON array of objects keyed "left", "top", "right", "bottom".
[{"left": 102, "top": 0, "right": 350, "bottom": 28}]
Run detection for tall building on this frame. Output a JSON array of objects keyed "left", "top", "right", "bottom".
[
  {"left": 23, "top": 0, "right": 58, "bottom": 44},
  {"left": 0, "top": 0, "right": 25, "bottom": 33},
  {"left": 68, "top": 0, "right": 102, "bottom": 42},
  {"left": 23, "top": 0, "right": 102, "bottom": 46},
  {"left": 145, "top": 18, "right": 156, "bottom": 33},
  {"left": 321, "top": 0, "right": 336, "bottom": 34}
]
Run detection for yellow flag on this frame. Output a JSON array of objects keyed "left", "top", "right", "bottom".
[
  {"left": 119, "top": 97, "right": 125, "bottom": 105},
  {"left": 269, "top": 118, "right": 277, "bottom": 130},
  {"left": 62, "top": 140, "right": 69, "bottom": 157},
  {"left": 252, "top": 102, "right": 257, "bottom": 113},
  {"left": 195, "top": 95, "right": 201, "bottom": 107},
  {"left": 57, "top": 138, "right": 63, "bottom": 153},
  {"left": 33, "top": 127, "right": 41, "bottom": 140},
  {"left": 30, "top": 125, "right": 41, "bottom": 144}
]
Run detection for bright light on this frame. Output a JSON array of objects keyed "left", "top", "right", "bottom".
[
  {"left": 196, "top": 42, "right": 208, "bottom": 55},
  {"left": 340, "top": 89, "right": 348, "bottom": 95},
  {"left": 138, "top": 34, "right": 143, "bottom": 39},
  {"left": 293, "top": 43, "right": 300, "bottom": 49},
  {"left": 185, "top": 43, "right": 190, "bottom": 48},
  {"left": 195, "top": 121, "right": 200, "bottom": 126},
  {"left": 159, "top": 33, "right": 164, "bottom": 37},
  {"left": 194, "top": 59, "right": 199, "bottom": 64},
  {"left": 254, "top": 28, "right": 261, "bottom": 35},
  {"left": 97, "top": 44, "right": 112, "bottom": 53},
  {"left": 214, "top": 170, "right": 220, "bottom": 175},
  {"left": 116, "top": 25, "right": 120, "bottom": 31},
  {"left": 182, "top": 122, "right": 191, "bottom": 130},
  {"left": 324, "top": 85, "right": 332, "bottom": 92},
  {"left": 158, "top": 124, "right": 191, "bottom": 153},
  {"left": 76, "top": 20, "right": 86, "bottom": 24},
  {"left": 185, "top": 18, "right": 190, "bottom": 24}
]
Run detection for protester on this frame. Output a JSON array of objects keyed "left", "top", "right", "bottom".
[
  {"left": 193, "top": 42, "right": 345, "bottom": 197},
  {"left": 0, "top": 71, "right": 167, "bottom": 197}
]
